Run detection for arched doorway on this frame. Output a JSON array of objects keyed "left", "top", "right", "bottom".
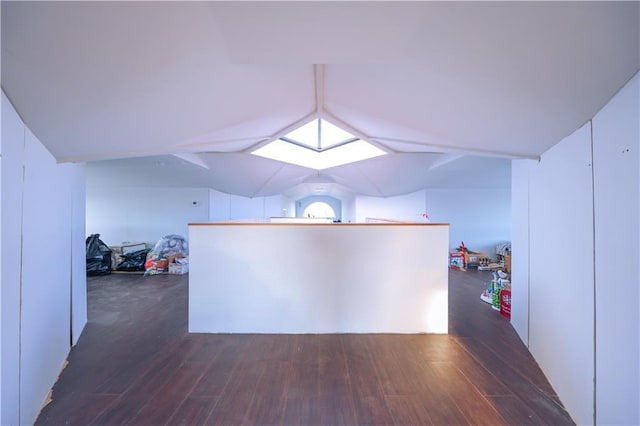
[
  {"left": 302, "top": 201, "right": 336, "bottom": 219},
  {"left": 296, "top": 196, "right": 342, "bottom": 221}
]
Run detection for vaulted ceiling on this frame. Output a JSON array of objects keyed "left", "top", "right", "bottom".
[{"left": 2, "top": 1, "right": 638, "bottom": 197}]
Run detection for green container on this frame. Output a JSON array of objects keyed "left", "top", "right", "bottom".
[{"left": 492, "top": 283, "right": 501, "bottom": 310}]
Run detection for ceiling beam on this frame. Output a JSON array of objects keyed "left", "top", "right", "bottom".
[
  {"left": 241, "top": 111, "right": 317, "bottom": 153},
  {"left": 250, "top": 162, "right": 288, "bottom": 198},
  {"left": 314, "top": 64, "right": 325, "bottom": 115},
  {"left": 372, "top": 137, "right": 540, "bottom": 160},
  {"left": 320, "top": 110, "right": 398, "bottom": 155},
  {"left": 172, "top": 153, "right": 209, "bottom": 169}
]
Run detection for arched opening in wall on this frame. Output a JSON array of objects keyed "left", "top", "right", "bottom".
[
  {"left": 303, "top": 201, "right": 336, "bottom": 219},
  {"left": 296, "top": 195, "right": 342, "bottom": 221}
]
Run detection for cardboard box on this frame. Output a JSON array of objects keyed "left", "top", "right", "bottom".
[
  {"left": 167, "top": 253, "right": 186, "bottom": 264},
  {"left": 466, "top": 252, "right": 489, "bottom": 264},
  {"left": 168, "top": 262, "right": 189, "bottom": 275}
]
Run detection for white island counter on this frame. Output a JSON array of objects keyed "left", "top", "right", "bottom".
[{"left": 188, "top": 222, "right": 449, "bottom": 334}]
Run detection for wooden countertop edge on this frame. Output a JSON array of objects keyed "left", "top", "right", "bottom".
[{"left": 188, "top": 222, "right": 449, "bottom": 227}]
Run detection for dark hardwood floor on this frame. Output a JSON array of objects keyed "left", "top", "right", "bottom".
[{"left": 36, "top": 270, "right": 574, "bottom": 425}]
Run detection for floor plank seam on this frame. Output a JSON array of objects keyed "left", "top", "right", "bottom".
[{"left": 339, "top": 336, "right": 360, "bottom": 425}]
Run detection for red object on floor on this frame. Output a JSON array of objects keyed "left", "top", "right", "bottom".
[{"left": 500, "top": 289, "right": 511, "bottom": 319}]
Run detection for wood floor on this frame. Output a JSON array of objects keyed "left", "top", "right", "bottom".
[{"left": 36, "top": 270, "right": 574, "bottom": 425}]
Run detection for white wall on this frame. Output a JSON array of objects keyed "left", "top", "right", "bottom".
[
  {"left": 342, "top": 194, "right": 356, "bottom": 222},
  {"left": 510, "top": 72, "right": 640, "bottom": 425},
  {"left": 86, "top": 187, "right": 210, "bottom": 247},
  {"left": 353, "top": 188, "right": 510, "bottom": 256},
  {"left": 510, "top": 160, "right": 533, "bottom": 346},
  {"left": 229, "top": 194, "right": 267, "bottom": 219},
  {"left": 296, "top": 195, "right": 342, "bottom": 220},
  {"left": 1, "top": 92, "right": 86, "bottom": 425},
  {"left": 70, "top": 164, "right": 87, "bottom": 345},
  {"left": 1, "top": 91, "right": 23, "bottom": 425},
  {"left": 529, "top": 123, "right": 595, "bottom": 426},
  {"left": 354, "top": 190, "right": 426, "bottom": 223},
  {"left": 425, "top": 188, "right": 511, "bottom": 256},
  {"left": 209, "top": 188, "right": 231, "bottom": 221},
  {"left": 86, "top": 185, "right": 292, "bottom": 247},
  {"left": 21, "top": 128, "right": 74, "bottom": 424},
  {"left": 281, "top": 194, "right": 295, "bottom": 218},
  {"left": 0, "top": 95, "right": 3, "bottom": 426},
  {"left": 208, "top": 189, "right": 291, "bottom": 221},
  {"left": 592, "top": 74, "right": 639, "bottom": 425}
]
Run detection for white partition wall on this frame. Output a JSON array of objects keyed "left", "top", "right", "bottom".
[
  {"left": 71, "top": 164, "right": 87, "bottom": 345},
  {"left": 21, "top": 129, "right": 74, "bottom": 423},
  {"left": 1, "top": 92, "right": 87, "bottom": 425},
  {"left": 528, "top": 124, "right": 595, "bottom": 426},
  {"left": 189, "top": 223, "right": 449, "bottom": 334},
  {"left": 592, "top": 74, "right": 639, "bottom": 425},
  {"left": 510, "top": 72, "right": 640, "bottom": 425},
  {"left": 1, "top": 90, "right": 24, "bottom": 425},
  {"left": 510, "top": 160, "right": 534, "bottom": 346}
]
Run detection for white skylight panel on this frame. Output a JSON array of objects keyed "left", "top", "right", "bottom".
[
  {"left": 252, "top": 117, "right": 387, "bottom": 169},
  {"left": 285, "top": 119, "right": 318, "bottom": 148},
  {"left": 317, "top": 140, "right": 386, "bottom": 169},
  {"left": 252, "top": 138, "right": 386, "bottom": 170},
  {"left": 320, "top": 119, "right": 356, "bottom": 148},
  {"left": 253, "top": 139, "right": 320, "bottom": 170}
]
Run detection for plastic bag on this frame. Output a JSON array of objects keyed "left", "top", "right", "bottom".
[
  {"left": 116, "top": 248, "right": 151, "bottom": 272},
  {"left": 86, "top": 234, "right": 112, "bottom": 275},
  {"left": 150, "top": 234, "right": 188, "bottom": 258},
  {"left": 144, "top": 235, "right": 188, "bottom": 276}
]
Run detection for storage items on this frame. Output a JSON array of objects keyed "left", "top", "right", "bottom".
[
  {"left": 168, "top": 258, "right": 189, "bottom": 275},
  {"left": 110, "top": 242, "right": 146, "bottom": 271},
  {"left": 495, "top": 242, "right": 511, "bottom": 273},
  {"left": 466, "top": 252, "right": 490, "bottom": 269},
  {"left": 145, "top": 235, "right": 189, "bottom": 276},
  {"left": 481, "top": 270, "right": 511, "bottom": 318},
  {"left": 449, "top": 251, "right": 465, "bottom": 269},
  {"left": 500, "top": 289, "right": 512, "bottom": 319},
  {"left": 116, "top": 248, "right": 150, "bottom": 272},
  {"left": 451, "top": 241, "right": 492, "bottom": 270},
  {"left": 492, "top": 284, "right": 502, "bottom": 310},
  {"left": 480, "top": 281, "right": 493, "bottom": 303}
]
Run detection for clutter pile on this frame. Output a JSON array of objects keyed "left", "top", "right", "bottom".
[
  {"left": 86, "top": 233, "right": 191, "bottom": 276},
  {"left": 144, "top": 234, "right": 189, "bottom": 276},
  {"left": 449, "top": 241, "right": 490, "bottom": 271},
  {"left": 479, "top": 242, "right": 512, "bottom": 318},
  {"left": 448, "top": 240, "right": 512, "bottom": 318}
]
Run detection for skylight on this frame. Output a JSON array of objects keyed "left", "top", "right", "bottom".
[{"left": 252, "top": 118, "right": 386, "bottom": 170}]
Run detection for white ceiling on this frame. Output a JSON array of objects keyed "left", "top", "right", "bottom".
[{"left": 2, "top": 1, "right": 638, "bottom": 197}]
